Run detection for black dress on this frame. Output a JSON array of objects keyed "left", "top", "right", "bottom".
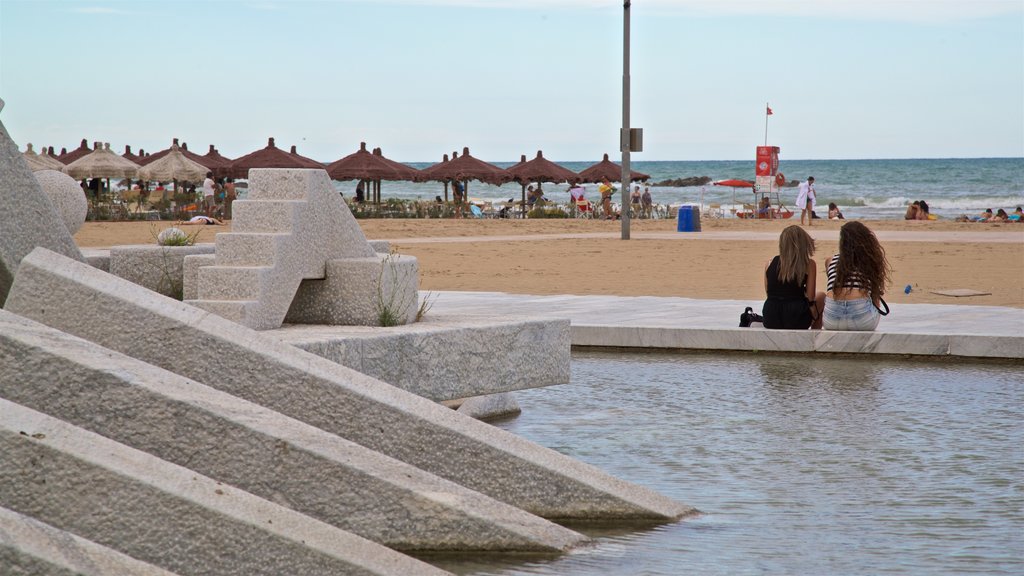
[{"left": 762, "top": 256, "right": 813, "bottom": 329}]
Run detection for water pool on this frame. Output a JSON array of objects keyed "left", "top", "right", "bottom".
[{"left": 430, "top": 351, "right": 1024, "bottom": 575}]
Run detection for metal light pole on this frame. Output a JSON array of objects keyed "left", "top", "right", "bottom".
[{"left": 620, "top": 0, "right": 631, "bottom": 240}]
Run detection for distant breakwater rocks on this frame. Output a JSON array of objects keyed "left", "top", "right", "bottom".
[
  {"left": 653, "top": 176, "right": 711, "bottom": 187},
  {"left": 652, "top": 176, "right": 800, "bottom": 188}
]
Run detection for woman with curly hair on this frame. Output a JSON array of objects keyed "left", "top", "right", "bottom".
[
  {"left": 762, "top": 225, "right": 825, "bottom": 329},
  {"left": 823, "top": 221, "right": 892, "bottom": 331}
]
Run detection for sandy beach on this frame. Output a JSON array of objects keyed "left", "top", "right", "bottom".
[{"left": 74, "top": 217, "right": 1024, "bottom": 309}]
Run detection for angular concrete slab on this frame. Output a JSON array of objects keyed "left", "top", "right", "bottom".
[
  {"left": 109, "top": 244, "right": 216, "bottom": 299},
  {"left": 272, "top": 314, "right": 570, "bottom": 401},
  {"left": 0, "top": 506, "right": 178, "bottom": 576},
  {"left": 0, "top": 112, "right": 83, "bottom": 306},
  {"left": 0, "top": 309, "right": 586, "bottom": 553},
  {"left": 0, "top": 400, "right": 449, "bottom": 576},
  {"left": 287, "top": 254, "right": 420, "bottom": 326},
  {"left": 6, "top": 249, "right": 696, "bottom": 522}
]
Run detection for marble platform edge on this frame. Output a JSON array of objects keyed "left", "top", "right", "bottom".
[
  {"left": 269, "top": 314, "right": 570, "bottom": 401},
  {"left": 570, "top": 325, "right": 1024, "bottom": 359}
]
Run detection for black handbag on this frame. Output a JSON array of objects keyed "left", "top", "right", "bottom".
[{"left": 739, "top": 307, "right": 764, "bottom": 327}]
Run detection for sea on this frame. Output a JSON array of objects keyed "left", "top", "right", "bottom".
[{"left": 328, "top": 157, "right": 1024, "bottom": 221}]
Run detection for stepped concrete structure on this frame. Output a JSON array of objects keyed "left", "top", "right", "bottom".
[
  {"left": 6, "top": 248, "right": 695, "bottom": 523},
  {"left": 0, "top": 121, "right": 693, "bottom": 573},
  {"left": 0, "top": 506, "right": 177, "bottom": 576},
  {"left": 0, "top": 309, "right": 586, "bottom": 553},
  {"left": 184, "top": 168, "right": 419, "bottom": 330},
  {"left": 0, "top": 101, "right": 83, "bottom": 306},
  {"left": 0, "top": 400, "right": 449, "bottom": 576}
]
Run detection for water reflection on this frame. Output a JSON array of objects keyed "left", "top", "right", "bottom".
[{"left": 430, "top": 351, "right": 1024, "bottom": 576}]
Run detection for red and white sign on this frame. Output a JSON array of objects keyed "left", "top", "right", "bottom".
[{"left": 756, "top": 146, "right": 780, "bottom": 177}]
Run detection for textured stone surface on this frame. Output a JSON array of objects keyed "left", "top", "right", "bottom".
[
  {"left": 273, "top": 314, "right": 570, "bottom": 401},
  {"left": 80, "top": 248, "right": 110, "bottom": 272},
  {"left": 6, "top": 249, "right": 696, "bottom": 522},
  {"left": 0, "top": 400, "right": 449, "bottom": 576},
  {"left": 0, "top": 506, "right": 178, "bottom": 576},
  {"left": 457, "top": 392, "right": 522, "bottom": 420},
  {"left": 0, "top": 114, "right": 83, "bottom": 306},
  {"left": 32, "top": 170, "right": 87, "bottom": 235},
  {"left": 189, "top": 169, "right": 377, "bottom": 330},
  {"left": 0, "top": 309, "right": 586, "bottom": 553},
  {"left": 287, "top": 254, "right": 420, "bottom": 326},
  {"left": 427, "top": 292, "right": 1024, "bottom": 359},
  {"left": 109, "top": 244, "right": 216, "bottom": 299}
]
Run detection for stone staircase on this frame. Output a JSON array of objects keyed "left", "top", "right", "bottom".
[{"left": 185, "top": 169, "right": 374, "bottom": 330}]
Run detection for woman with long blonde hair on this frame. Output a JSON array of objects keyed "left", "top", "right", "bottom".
[
  {"left": 762, "top": 225, "right": 825, "bottom": 329},
  {"left": 823, "top": 221, "right": 892, "bottom": 331}
]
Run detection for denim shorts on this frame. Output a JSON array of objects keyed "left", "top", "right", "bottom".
[{"left": 823, "top": 297, "right": 880, "bottom": 331}]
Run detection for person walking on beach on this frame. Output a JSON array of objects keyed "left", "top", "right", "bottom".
[
  {"left": 201, "top": 171, "right": 217, "bottom": 217},
  {"left": 796, "top": 176, "right": 816, "bottom": 226},
  {"left": 823, "top": 221, "right": 892, "bottom": 331},
  {"left": 452, "top": 179, "right": 466, "bottom": 218},
  {"left": 598, "top": 177, "right": 616, "bottom": 220}
]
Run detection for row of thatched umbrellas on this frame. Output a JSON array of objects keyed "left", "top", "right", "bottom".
[{"left": 23, "top": 137, "right": 650, "bottom": 210}]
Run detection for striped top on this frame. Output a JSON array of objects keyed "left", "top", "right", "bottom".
[{"left": 825, "top": 254, "right": 868, "bottom": 293}]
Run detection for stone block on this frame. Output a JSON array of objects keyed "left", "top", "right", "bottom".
[
  {"left": 6, "top": 248, "right": 696, "bottom": 522},
  {"left": 32, "top": 170, "right": 87, "bottom": 235},
  {"left": 80, "top": 248, "right": 110, "bottom": 272},
  {"left": 457, "top": 392, "right": 522, "bottom": 421},
  {"left": 0, "top": 506, "right": 178, "bottom": 576},
  {"left": 287, "top": 253, "right": 419, "bottom": 326},
  {"left": 0, "top": 309, "right": 586, "bottom": 553},
  {"left": 273, "top": 314, "right": 571, "bottom": 401},
  {"left": 108, "top": 244, "right": 215, "bottom": 299},
  {"left": 0, "top": 399, "right": 448, "bottom": 576},
  {"left": 368, "top": 239, "right": 390, "bottom": 253},
  {"left": 0, "top": 112, "right": 83, "bottom": 306},
  {"left": 181, "top": 253, "right": 215, "bottom": 300}
]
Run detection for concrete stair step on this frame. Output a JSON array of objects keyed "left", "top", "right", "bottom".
[
  {"left": 214, "top": 232, "right": 293, "bottom": 267},
  {"left": 196, "top": 266, "right": 272, "bottom": 300},
  {"left": 231, "top": 199, "right": 306, "bottom": 233}
]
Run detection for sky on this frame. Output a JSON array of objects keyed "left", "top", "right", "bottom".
[{"left": 1, "top": 0, "right": 1022, "bottom": 162}]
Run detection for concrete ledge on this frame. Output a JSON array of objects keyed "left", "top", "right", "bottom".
[
  {"left": 456, "top": 392, "right": 522, "bottom": 421},
  {"left": 109, "top": 244, "right": 216, "bottom": 299},
  {"left": 426, "top": 292, "right": 1024, "bottom": 359},
  {"left": 0, "top": 400, "right": 448, "bottom": 576},
  {"left": 287, "top": 253, "right": 420, "bottom": 326},
  {"left": 6, "top": 249, "right": 695, "bottom": 522},
  {"left": 271, "top": 314, "right": 570, "bottom": 401},
  {"left": 0, "top": 506, "right": 177, "bottom": 576},
  {"left": 80, "top": 247, "right": 110, "bottom": 272},
  {"left": 0, "top": 309, "right": 586, "bottom": 553}
]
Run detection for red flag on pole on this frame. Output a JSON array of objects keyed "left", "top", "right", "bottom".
[{"left": 766, "top": 106, "right": 773, "bottom": 115}]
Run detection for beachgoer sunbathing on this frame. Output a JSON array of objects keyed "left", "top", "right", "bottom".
[
  {"left": 905, "top": 202, "right": 921, "bottom": 220},
  {"left": 828, "top": 202, "right": 845, "bottom": 220},
  {"left": 992, "top": 208, "right": 1009, "bottom": 222},
  {"left": 1010, "top": 206, "right": 1023, "bottom": 222},
  {"left": 185, "top": 215, "right": 222, "bottom": 225}
]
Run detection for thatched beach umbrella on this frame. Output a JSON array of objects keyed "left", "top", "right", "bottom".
[
  {"left": 121, "top": 145, "right": 141, "bottom": 163},
  {"left": 23, "top": 143, "right": 66, "bottom": 172},
  {"left": 140, "top": 138, "right": 206, "bottom": 167},
  {"left": 418, "top": 147, "right": 510, "bottom": 203},
  {"left": 228, "top": 137, "right": 321, "bottom": 179},
  {"left": 64, "top": 143, "right": 140, "bottom": 180},
  {"left": 577, "top": 153, "right": 650, "bottom": 184},
  {"left": 507, "top": 150, "right": 579, "bottom": 214},
  {"left": 199, "top": 144, "right": 234, "bottom": 179},
  {"left": 326, "top": 142, "right": 407, "bottom": 205},
  {"left": 57, "top": 138, "right": 93, "bottom": 165},
  {"left": 136, "top": 142, "right": 209, "bottom": 183}
]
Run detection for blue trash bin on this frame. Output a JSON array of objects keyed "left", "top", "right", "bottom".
[{"left": 676, "top": 206, "right": 702, "bottom": 232}]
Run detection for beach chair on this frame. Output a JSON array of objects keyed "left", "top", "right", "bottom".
[
  {"left": 575, "top": 199, "right": 594, "bottom": 219},
  {"left": 469, "top": 204, "right": 484, "bottom": 219},
  {"left": 704, "top": 203, "right": 724, "bottom": 219}
]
